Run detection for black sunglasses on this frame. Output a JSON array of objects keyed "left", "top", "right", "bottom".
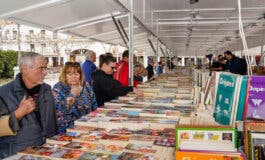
[{"left": 65, "top": 62, "right": 80, "bottom": 67}]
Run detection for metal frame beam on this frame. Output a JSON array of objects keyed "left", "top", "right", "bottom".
[
  {"left": 54, "top": 12, "right": 127, "bottom": 32},
  {"left": 152, "top": 7, "right": 265, "bottom": 13},
  {"left": 0, "top": 0, "right": 71, "bottom": 18},
  {"left": 112, "top": 15, "right": 128, "bottom": 47}
]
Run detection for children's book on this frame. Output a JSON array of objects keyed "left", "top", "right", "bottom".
[
  {"left": 52, "top": 149, "right": 84, "bottom": 159},
  {"left": 153, "top": 138, "right": 175, "bottom": 147},
  {"left": 175, "top": 125, "right": 237, "bottom": 152},
  {"left": 18, "top": 144, "right": 60, "bottom": 157},
  {"left": 213, "top": 73, "right": 240, "bottom": 125},
  {"left": 100, "top": 133, "right": 130, "bottom": 141},
  {"left": 117, "top": 152, "right": 154, "bottom": 160},
  {"left": 72, "top": 132, "right": 103, "bottom": 142},
  {"left": 108, "top": 128, "right": 134, "bottom": 135},
  {"left": 18, "top": 155, "right": 52, "bottom": 160},
  {"left": 67, "top": 125, "right": 106, "bottom": 133},
  {"left": 62, "top": 142, "right": 105, "bottom": 151},
  {"left": 46, "top": 132, "right": 80, "bottom": 145},
  {"left": 244, "top": 76, "right": 265, "bottom": 120},
  {"left": 77, "top": 151, "right": 120, "bottom": 160},
  {"left": 124, "top": 143, "right": 156, "bottom": 153}
]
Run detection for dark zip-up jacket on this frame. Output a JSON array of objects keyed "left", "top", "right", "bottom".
[
  {"left": 0, "top": 73, "right": 58, "bottom": 158},
  {"left": 91, "top": 70, "right": 133, "bottom": 106}
]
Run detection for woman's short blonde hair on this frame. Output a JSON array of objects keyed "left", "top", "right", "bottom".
[{"left": 59, "top": 62, "right": 84, "bottom": 85}]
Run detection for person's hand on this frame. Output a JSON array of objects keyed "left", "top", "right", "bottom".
[
  {"left": 14, "top": 96, "right": 36, "bottom": 120},
  {"left": 66, "top": 97, "right": 76, "bottom": 112},
  {"left": 66, "top": 97, "right": 76, "bottom": 106},
  {"left": 133, "top": 88, "right": 144, "bottom": 97},
  {"left": 71, "top": 85, "right": 81, "bottom": 97}
]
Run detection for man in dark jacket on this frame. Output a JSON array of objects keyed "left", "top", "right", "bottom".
[
  {"left": 0, "top": 52, "right": 58, "bottom": 158},
  {"left": 224, "top": 50, "right": 247, "bottom": 75},
  {"left": 146, "top": 59, "right": 154, "bottom": 80},
  {"left": 91, "top": 54, "right": 143, "bottom": 107}
]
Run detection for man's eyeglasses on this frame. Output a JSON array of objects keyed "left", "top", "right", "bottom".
[{"left": 65, "top": 62, "right": 80, "bottom": 67}]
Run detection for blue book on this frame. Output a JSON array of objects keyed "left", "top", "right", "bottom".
[
  {"left": 236, "top": 75, "right": 248, "bottom": 121},
  {"left": 213, "top": 73, "right": 239, "bottom": 125}
]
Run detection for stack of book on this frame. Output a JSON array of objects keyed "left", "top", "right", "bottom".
[{"left": 11, "top": 67, "right": 204, "bottom": 160}]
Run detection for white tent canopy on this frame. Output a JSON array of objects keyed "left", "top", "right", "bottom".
[{"left": 1, "top": 0, "right": 265, "bottom": 56}]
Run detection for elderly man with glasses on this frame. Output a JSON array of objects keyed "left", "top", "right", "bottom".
[{"left": 0, "top": 52, "right": 57, "bottom": 158}]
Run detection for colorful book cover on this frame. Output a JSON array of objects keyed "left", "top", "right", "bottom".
[
  {"left": 245, "top": 76, "right": 265, "bottom": 119},
  {"left": 67, "top": 125, "right": 106, "bottom": 133},
  {"left": 72, "top": 132, "right": 103, "bottom": 142},
  {"left": 101, "top": 133, "right": 130, "bottom": 141},
  {"left": 78, "top": 151, "right": 119, "bottom": 160},
  {"left": 108, "top": 128, "right": 134, "bottom": 135},
  {"left": 175, "top": 126, "right": 237, "bottom": 151},
  {"left": 63, "top": 142, "right": 105, "bottom": 151},
  {"left": 57, "top": 149, "right": 84, "bottom": 159},
  {"left": 236, "top": 75, "right": 248, "bottom": 121},
  {"left": 47, "top": 132, "right": 81, "bottom": 144},
  {"left": 124, "top": 143, "right": 156, "bottom": 153},
  {"left": 63, "top": 142, "right": 124, "bottom": 154},
  {"left": 130, "top": 134, "right": 159, "bottom": 141},
  {"left": 117, "top": 152, "right": 154, "bottom": 160},
  {"left": 18, "top": 155, "right": 52, "bottom": 160},
  {"left": 133, "top": 129, "right": 163, "bottom": 136},
  {"left": 213, "top": 73, "right": 239, "bottom": 125},
  {"left": 19, "top": 145, "right": 60, "bottom": 157},
  {"left": 153, "top": 138, "right": 175, "bottom": 147}
]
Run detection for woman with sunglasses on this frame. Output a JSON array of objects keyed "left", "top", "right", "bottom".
[
  {"left": 91, "top": 54, "right": 143, "bottom": 107},
  {"left": 52, "top": 62, "right": 97, "bottom": 133}
]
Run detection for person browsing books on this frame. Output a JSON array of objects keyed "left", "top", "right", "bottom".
[
  {"left": 224, "top": 50, "right": 247, "bottom": 75},
  {"left": 91, "top": 54, "right": 143, "bottom": 107},
  {"left": 211, "top": 55, "right": 227, "bottom": 71},
  {"left": 114, "top": 50, "right": 129, "bottom": 86},
  {"left": 53, "top": 62, "right": 97, "bottom": 133},
  {"left": 81, "top": 49, "right": 97, "bottom": 84},
  {"left": 0, "top": 52, "right": 58, "bottom": 158}
]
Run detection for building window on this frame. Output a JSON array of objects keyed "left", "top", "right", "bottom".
[
  {"left": 29, "top": 30, "right": 34, "bottom": 35},
  {"left": 40, "top": 30, "right": 45, "bottom": 38},
  {"left": 5, "top": 29, "right": 9, "bottom": 39},
  {"left": 13, "top": 30, "right": 17, "bottom": 40},
  {"left": 30, "top": 44, "right": 35, "bottom": 52},
  {"left": 41, "top": 43, "right": 46, "bottom": 53},
  {"left": 41, "top": 43, "right": 46, "bottom": 48}
]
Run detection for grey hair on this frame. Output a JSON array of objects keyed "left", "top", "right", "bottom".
[
  {"left": 85, "top": 50, "right": 96, "bottom": 60},
  {"left": 19, "top": 52, "right": 44, "bottom": 72}
]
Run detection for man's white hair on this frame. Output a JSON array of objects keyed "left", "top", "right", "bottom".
[
  {"left": 19, "top": 52, "right": 44, "bottom": 72},
  {"left": 85, "top": 50, "right": 96, "bottom": 60}
]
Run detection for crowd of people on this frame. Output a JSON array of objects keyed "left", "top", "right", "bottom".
[
  {"left": 0, "top": 50, "right": 167, "bottom": 158},
  {"left": 0, "top": 48, "right": 249, "bottom": 158}
]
